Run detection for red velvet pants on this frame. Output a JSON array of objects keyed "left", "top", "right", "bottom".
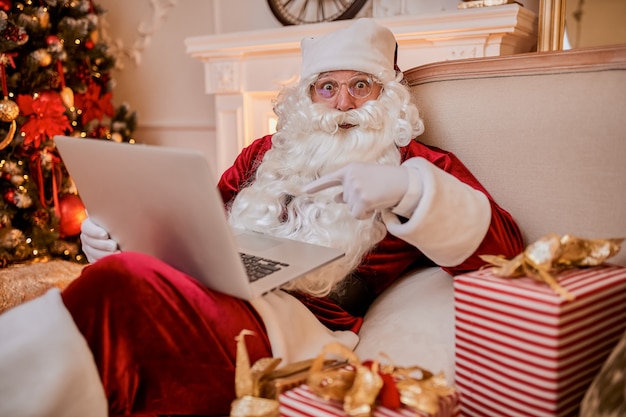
[{"left": 62, "top": 252, "right": 272, "bottom": 416}]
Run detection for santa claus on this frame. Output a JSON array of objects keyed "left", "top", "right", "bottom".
[{"left": 1, "top": 19, "right": 523, "bottom": 417}]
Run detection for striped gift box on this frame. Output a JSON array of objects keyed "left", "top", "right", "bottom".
[
  {"left": 279, "top": 384, "right": 461, "bottom": 417},
  {"left": 454, "top": 264, "right": 626, "bottom": 417}
]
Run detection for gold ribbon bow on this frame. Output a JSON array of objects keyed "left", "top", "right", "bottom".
[
  {"left": 231, "top": 330, "right": 281, "bottom": 417},
  {"left": 231, "top": 332, "right": 456, "bottom": 417},
  {"left": 480, "top": 234, "right": 624, "bottom": 301},
  {"left": 307, "top": 343, "right": 455, "bottom": 417},
  {"left": 307, "top": 343, "right": 382, "bottom": 416}
]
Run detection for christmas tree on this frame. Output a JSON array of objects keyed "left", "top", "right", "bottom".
[{"left": 0, "top": 0, "right": 136, "bottom": 267}]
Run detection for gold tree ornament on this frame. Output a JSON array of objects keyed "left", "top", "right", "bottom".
[
  {"left": 34, "top": 7, "right": 50, "bottom": 29},
  {"left": 0, "top": 53, "right": 19, "bottom": 150},
  {"left": 0, "top": 98, "right": 19, "bottom": 122},
  {"left": 0, "top": 120, "right": 17, "bottom": 150},
  {"left": 60, "top": 86, "right": 74, "bottom": 108},
  {"left": 31, "top": 48, "right": 52, "bottom": 67}
]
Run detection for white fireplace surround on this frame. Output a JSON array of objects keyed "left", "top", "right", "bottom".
[{"left": 185, "top": 4, "right": 537, "bottom": 175}]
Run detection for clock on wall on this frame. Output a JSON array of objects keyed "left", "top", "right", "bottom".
[{"left": 267, "top": 0, "right": 368, "bottom": 25}]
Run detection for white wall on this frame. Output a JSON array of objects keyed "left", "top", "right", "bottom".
[{"left": 98, "top": 0, "right": 217, "bottom": 160}]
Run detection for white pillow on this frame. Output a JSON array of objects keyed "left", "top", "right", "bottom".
[
  {"left": 355, "top": 267, "right": 455, "bottom": 383},
  {"left": 0, "top": 288, "right": 107, "bottom": 417}
]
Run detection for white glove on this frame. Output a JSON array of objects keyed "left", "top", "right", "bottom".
[
  {"left": 80, "top": 217, "right": 120, "bottom": 263},
  {"left": 302, "top": 162, "right": 411, "bottom": 219}
]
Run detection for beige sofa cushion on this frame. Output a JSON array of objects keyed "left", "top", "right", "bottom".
[{"left": 405, "top": 45, "right": 626, "bottom": 266}]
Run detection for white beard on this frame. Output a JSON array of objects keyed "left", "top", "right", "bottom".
[{"left": 228, "top": 80, "right": 422, "bottom": 297}]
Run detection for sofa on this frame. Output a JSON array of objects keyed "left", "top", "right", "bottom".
[
  {"left": 1, "top": 44, "right": 625, "bottom": 416},
  {"left": 355, "top": 43, "right": 626, "bottom": 413}
]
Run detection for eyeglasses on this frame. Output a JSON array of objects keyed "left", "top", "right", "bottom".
[{"left": 312, "top": 75, "right": 376, "bottom": 100}]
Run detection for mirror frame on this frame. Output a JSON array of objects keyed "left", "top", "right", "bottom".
[{"left": 538, "top": 0, "right": 566, "bottom": 51}]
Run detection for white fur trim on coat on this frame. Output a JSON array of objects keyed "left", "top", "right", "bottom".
[
  {"left": 250, "top": 290, "right": 359, "bottom": 365},
  {"left": 382, "top": 157, "right": 491, "bottom": 266}
]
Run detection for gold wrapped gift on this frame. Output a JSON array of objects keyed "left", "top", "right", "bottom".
[
  {"left": 231, "top": 330, "right": 456, "bottom": 417},
  {"left": 480, "top": 234, "right": 623, "bottom": 300}
]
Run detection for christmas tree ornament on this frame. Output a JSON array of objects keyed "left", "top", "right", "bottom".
[
  {"left": 46, "top": 34, "right": 60, "bottom": 45},
  {"left": 0, "top": 98, "right": 19, "bottom": 122},
  {"left": 0, "top": 227, "right": 25, "bottom": 250},
  {"left": 3, "top": 188, "right": 16, "bottom": 205},
  {"left": 0, "top": 11, "right": 29, "bottom": 50},
  {"left": 34, "top": 7, "right": 50, "bottom": 29},
  {"left": 12, "top": 190, "right": 32, "bottom": 209},
  {"left": 0, "top": 118, "right": 16, "bottom": 150},
  {"left": 31, "top": 48, "right": 53, "bottom": 67},
  {"left": 0, "top": 53, "right": 17, "bottom": 150},
  {"left": 56, "top": 60, "right": 75, "bottom": 108},
  {"left": 60, "top": 86, "right": 74, "bottom": 108},
  {"left": 57, "top": 193, "right": 87, "bottom": 238},
  {"left": 8, "top": 173, "right": 24, "bottom": 186},
  {"left": 90, "top": 29, "right": 99, "bottom": 44}
]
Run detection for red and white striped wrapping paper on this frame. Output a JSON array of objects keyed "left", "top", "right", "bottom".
[
  {"left": 454, "top": 264, "right": 626, "bottom": 417},
  {"left": 279, "top": 384, "right": 461, "bottom": 417}
]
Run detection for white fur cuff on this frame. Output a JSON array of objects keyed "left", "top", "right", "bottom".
[{"left": 383, "top": 157, "right": 491, "bottom": 266}]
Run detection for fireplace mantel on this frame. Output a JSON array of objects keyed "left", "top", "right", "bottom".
[{"left": 185, "top": 4, "right": 537, "bottom": 175}]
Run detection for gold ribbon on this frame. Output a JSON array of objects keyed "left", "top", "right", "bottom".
[
  {"left": 232, "top": 333, "right": 456, "bottom": 417},
  {"left": 307, "top": 343, "right": 455, "bottom": 417},
  {"left": 307, "top": 343, "right": 382, "bottom": 416},
  {"left": 480, "top": 234, "right": 624, "bottom": 301},
  {"left": 231, "top": 330, "right": 281, "bottom": 417}
]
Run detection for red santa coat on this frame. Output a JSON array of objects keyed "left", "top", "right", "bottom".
[{"left": 218, "top": 134, "right": 523, "bottom": 330}]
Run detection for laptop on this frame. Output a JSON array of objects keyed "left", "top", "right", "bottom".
[{"left": 54, "top": 135, "right": 344, "bottom": 300}]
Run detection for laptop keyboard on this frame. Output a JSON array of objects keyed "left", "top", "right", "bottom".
[{"left": 240, "top": 253, "right": 290, "bottom": 282}]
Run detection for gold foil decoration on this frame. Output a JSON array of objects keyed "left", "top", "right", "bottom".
[
  {"left": 231, "top": 330, "right": 280, "bottom": 417},
  {"left": 306, "top": 344, "right": 456, "bottom": 416},
  {"left": 307, "top": 342, "right": 382, "bottom": 416},
  {"left": 232, "top": 333, "right": 456, "bottom": 416},
  {"left": 393, "top": 366, "right": 455, "bottom": 416},
  {"left": 307, "top": 342, "right": 359, "bottom": 402},
  {"left": 480, "top": 234, "right": 624, "bottom": 301},
  {"left": 230, "top": 396, "right": 280, "bottom": 417},
  {"left": 343, "top": 360, "right": 383, "bottom": 417}
]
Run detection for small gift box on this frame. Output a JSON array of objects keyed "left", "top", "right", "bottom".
[
  {"left": 454, "top": 235, "right": 626, "bottom": 417},
  {"left": 230, "top": 330, "right": 459, "bottom": 417}
]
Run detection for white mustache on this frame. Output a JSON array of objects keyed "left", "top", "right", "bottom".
[{"left": 313, "top": 102, "right": 384, "bottom": 134}]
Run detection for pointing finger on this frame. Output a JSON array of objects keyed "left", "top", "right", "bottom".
[{"left": 302, "top": 172, "right": 344, "bottom": 194}]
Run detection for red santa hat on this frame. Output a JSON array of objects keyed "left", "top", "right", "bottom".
[{"left": 300, "top": 18, "right": 398, "bottom": 82}]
